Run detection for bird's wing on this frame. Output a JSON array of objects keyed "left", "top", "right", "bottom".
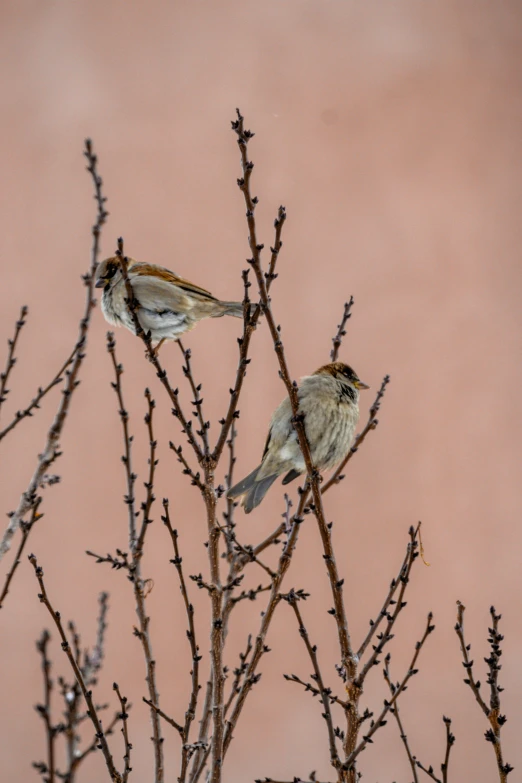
[
  {"left": 130, "top": 263, "right": 217, "bottom": 301},
  {"left": 126, "top": 273, "right": 193, "bottom": 335},
  {"left": 257, "top": 396, "right": 295, "bottom": 480}
]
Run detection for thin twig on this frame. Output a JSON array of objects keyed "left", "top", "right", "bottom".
[
  {"left": 113, "top": 683, "right": 132, "bottom": 782},
  {"left": 0, "top": 346, "right": 78, "bottom": 444},
  {"left": 330, "top": 299, "right": 354, "bottom": 363},
  {"left": 223, "top": 424, "right": 238, "bottom": 559},
  {"left": 162, "top": 500, "right": 202, "bottom": 782},
  {"left": 232, "top": 108, "right": 357, "bottom": 713},
  {"left": 142, "top": 698, "right": 183, "bottom": 735},
  {"left": 68, "top": 712, "right": 121, "bottom": 772},
  {"left": 383, "top": 654, "right": 419, "bottom": 783},
  {"left": 134, "top": 388, "right": 157, "bottom": 557},
  {"left": 286, "top": 592, "right": 342, "bottom": 779},
  {"left": 106, "top": 333, "right": 137, "bottom": 551},
  {"left": 224, "top": 635, "right": 253, "bottom": 715},
  {"left": 222, "top": 492, "right": 309, "bottom": 761},
  {"left": 105, "top": 329, "right": 164, "bottom": 781},
  {"left": 441, "top": 717, "right": 455, "bottom": 783},
  {"left": 188, "top": 679, "right": 213, "bottom": 783},
  {"left": 0, "top": 139, "right": 107, "bottom": 567},
  {"left": 212, "top": 206, "right": 286, "bottom": 463},
  {"left": 283, "top": 673, "right": 347, "bottom": 709},
  {"left": 413, "top": 718, "right": 454, "bottom": 783},
  {"left": 28, "top": 554, "right": 123, "bottom": 783},
  {"left": 255, "top": 779, "right": 334, "bottom": 783},
  {"left": 344, "top": 613, "right": 435, "bottom": 771},
  {"left": 455, "top": 603, "right": 513, "bottom": 781},
  {"left": 34, "top": 629, "right": 56, "bottom": 783},
  {"left": 356, "top": 525, "right": 420, "bottom": 683},
  {"left": 0, "top": 305, "right": 28, "bottom": 416},
  {"left": 169, "top": 441, "right": 204, "bottom": 491},
  {"left": 178, "top": 340, "right": 210, "bottom": 456},
  {"left": 0, "top": 498, "right": 43, "bottom": 609}
]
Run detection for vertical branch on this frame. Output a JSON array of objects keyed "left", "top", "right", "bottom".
[
  {"left": 34, "top": 630, "right": 56, "bottom": 783},
  {"left": 205, "top": 470, "right": 224, "bottom": 783},
  {"left": 0, "top": 305, "right": 28, "bottom": 416},
  {"left": 0, "top": 139, "right": 108, "bottom": 567},
  {"left": 178, "top": 341, "right": 210, "bottom": 457},
  {"left": 211, "top": 207, "right": 286, "bottom": 463},
  {"left": 29, "top": 555, "right": 123, "bottom": 783},
  {"left": 330, "top": 299, "right": 354, "bottom": 363},
  {"left": 383, "top": 655, "right": 419, "bottom": 783},
  {"left": 286, "top": 593, "right": 342, "bottom": 780},
  {"left": 232, "top": 109, "right": 357, "bottom": 687},
  {"left": 455, "top": 603, "right": 513, "bottom": 781},
  {"left": 134, "top": 388, "right": 157, "bottom": 557},
  {"left": 0, "top": 498, "right": 43, "bottom": 608},
  {"left": 113, "top": 683, "right": 132, "bottom": 782},
  {"left": 105, "top": 332, "right": 164, "bottom": 781},
  {"left": 162, "top": 501, "right": 201, "bottom": 783},
  {"left": 106, "top": 333, "right": 137, "bottom": 551},
  {"left": 221, "top": 489, "right": 310, "bottom": 762},
  {"left": 344, "top": 614, "right": 434, "bottom": 771},
  {"left": 222, "top": 423, "right": 237, "bottom": 559}
]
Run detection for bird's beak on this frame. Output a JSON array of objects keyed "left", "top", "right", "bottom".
[
  {"left": 95, "top": 278, "right": 106, "bottom": 289},
  {"left": 354, "top": 380, "right": 370, "bottom": 390}
]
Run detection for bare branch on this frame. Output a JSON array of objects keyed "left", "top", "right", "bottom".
[
  {"left": 134, "top": 388, "right": 157, "bottom": 557},
  {"left": 212, "top": 206, "right": 286, "bottom": 462},
  {"left": 413, "top": 717, "right": 454, "bottom": 783},
  {"left": 178, "top": 340, "right": 210, "bottom": 456},
  {"left": 29, "top": 554, "right": 123, "bottom": 783},
  {"left": 285, "top": 592, "right": 342, "bottom": 778},
  {"left": 283, "top": 673, "right": 347, "bottom": 709},
  {"left": 0, "top": 497, "right": 43, "bottom": 609},
  {"left": 330, "top": 299, "right": 354, "bottom": 363},
  {"left": 162, "top": 500, "right": 202, "bottom": 782},
  {"left": 455, "top": 603, "right": 513, "bottom": 781},
  {"left": 169, "top": 441, "right": 205, "bottom": 491},
  {"left": 106, "top": 333, "right": 138, "bottom": 551},
  {"left": 0, "top": 305, "right": 28, "bottom": 416},
  {"left": 0, "top": 139, "right": 108, "bottom": 569},
  {"left": 356, "top": 525, "right": 420, "bottom": 683},
  {"left": 113, "top": 683, "right": 132, "bottom": 782},
  {"left": 33, "top": 629, "right": 56, "bottom": 783},
  {"left": 143, "top": 698, "right": 183, "bottom": 735},
  {"left": 345, "top": 612, "right": 435, "bottom": 771}
]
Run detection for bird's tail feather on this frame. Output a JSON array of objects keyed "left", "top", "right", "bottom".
[
  {"left": 227, "top": 465, "right": 279, "bottom": 514},
  {"left": 214, "top": 300, "right": 246, "bottom": 319},
  {"left": 282, "top": 468, "right": 301, "bottom": 485},
  {"left": 227, "top": 466, "right": 262, "bottom": 500},
  {"left": 243, "top": 474, "right": 279, "bottom": 514}
]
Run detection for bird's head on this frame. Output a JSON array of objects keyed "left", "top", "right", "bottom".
[
  {"left": 315, "top": 362, "right": 370, "bottom": 392},
  {"left": 95, "top": 256, "right": 136, "bottom": 290}
]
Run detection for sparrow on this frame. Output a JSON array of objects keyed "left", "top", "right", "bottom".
[
  {"left": 228, "top": 362, "right": 369, "bottom": 513},
  {"left": 95, "top": 257, "right": 244, "bottom": 349}
]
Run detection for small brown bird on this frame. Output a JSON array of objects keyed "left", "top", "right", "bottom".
[
  {"left": 228, "top": 362, "right": 369, "bottom": 513},
  {"left": 95, "top": 257, "right": 244, "bottom": 349}
]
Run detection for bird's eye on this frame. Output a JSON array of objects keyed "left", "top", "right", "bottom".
[{"left": 105, "top": 264, "right": 117, "bottom": 279}]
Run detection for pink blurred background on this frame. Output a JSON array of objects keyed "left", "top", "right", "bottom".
[{"left": 1, "top": 1, "right": 521, "bottom": 780}]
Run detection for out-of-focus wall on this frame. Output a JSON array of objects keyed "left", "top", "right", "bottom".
[{"left": 0, "top": 2, "right": 521, "bottom": 780}]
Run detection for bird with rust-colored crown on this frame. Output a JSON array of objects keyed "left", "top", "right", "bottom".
[
  {"left": 95, "top": 257, "right": 244, "bottom": 351},
  {"left": 228, "top": 362, "right": 370, "bottom": 513}
]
